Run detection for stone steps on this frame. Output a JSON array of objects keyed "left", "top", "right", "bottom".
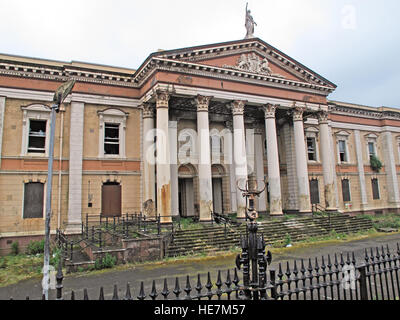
[{"left": 166, "top": 215, "right": 373, "bottom": 257}]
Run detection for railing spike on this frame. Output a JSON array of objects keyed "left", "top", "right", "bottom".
[
  {"left": 161, "top": 279, "right": 170, "bottom": 300},
  {"left": 173, "top": 277, "right": 181, "bottom": 300},
  {"left": 99, "top": 287, "right": 104, "bottom": 300},
  {"left": 138, "top": 281, "right": 146, "bottom": 300},
  {"left": 150, "top": 280, "right": 158, "bottom": 301},
  {"left": 71, "top": 290, "right": 75, "bottom": 300},
  {"left": 112, "top": 284, "right": 119, "bottom": 300},
  {"left": 184, "top": 276, "right": 192, "bottom": 300},
  {"left": 125, "top": 283, "right": 133, "bottom": 301},
  {"left": 84, "top": 288, "right": 89, "bottom": 300}
]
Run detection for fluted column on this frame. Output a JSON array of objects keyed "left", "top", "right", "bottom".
[
  {"left": 142, "top": 104, "right": 156, "bottom": 217},
  {"left": 196, "top": 95, "right": 214, "bottom": 222},
  {"left": 232, "top": 100, "right": 248, "bottom": 219},
  {"left": 382, "top": 130, "right": 400, "bottom": 207},
  {"left": 155, "top": 90, "right": 172, "bottom": 223},
  {"left": 263, "top": 104, "right": 283, "bottom": 216},
  {"left": 318, "top": 111, "right": 338, "bottom": 211},
  {"left": 292, "top": 104, "right": 312, "bottom": 213}
]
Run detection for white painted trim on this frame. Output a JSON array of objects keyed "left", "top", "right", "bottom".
[{"left": 0, "top": 87, "right": 141, "bottom": 108}]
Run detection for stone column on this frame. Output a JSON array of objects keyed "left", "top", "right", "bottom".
[
  {"left": 226, "top": 121, "right": 238, "bottom": 213},
  {"left": 318, "top": 111, "right": 338, "bottom": 211},
  {"left": 382, "top": 130, "right": 400, "bottom": 207},
  {"left": 169, "top": 120, "right": 179, "bottom": 217},
  {"left": 254, "top": 126, "right": 267, "bottom": 213},
  {"left": 155, "top": 90, "right": 172, "bottom": 223},
  {"left": 66, "top": 101, "right": 84, "bottom": 234},
  {"left": 354, "top": 130, "right": 368, "bottom": 210},
  {"left": 263, "top": 104, "right": 283, "bottom": 216},
  {"left": 196, "top": 95, "right": 214, "bottom": 222},
  {"left": 142, "top": 104, "right": 156, "bottom": 217},
  {"left": 0, "top": 96, "right": 5, "bottom": 169},
  {"left": 292, "top": 104, "right": 312, "bottom": 213},
  {"left": 232, "top": 100, "right": 248, "bottom": 220}
]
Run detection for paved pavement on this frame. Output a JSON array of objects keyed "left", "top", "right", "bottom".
[{"left": 1, "top": 233, "right": 399, "bottom": 300}]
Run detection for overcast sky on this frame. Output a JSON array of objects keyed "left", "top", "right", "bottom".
[{"left": 0, "top": 0, "right": 399, "bottom": 108}]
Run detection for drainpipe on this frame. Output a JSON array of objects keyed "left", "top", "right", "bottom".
[{"left": 57, "top": 106, "right": 65, "bottom": 229}]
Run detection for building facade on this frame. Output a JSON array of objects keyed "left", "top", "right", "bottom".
[{"left": 0, "top": 38, "right": 399, "bottom": 254}]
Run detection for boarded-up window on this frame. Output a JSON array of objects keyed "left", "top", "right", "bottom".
[
  {"left": 342, "top": 179, "right": 351, "bottom": 202},
  {"left": 102, "top": 183, "right": 122, "bottom": 217},
  {"left": 372, "top": 178, "right": 380, "bottom": 200},
  {"left": 310, "top": 179, "right": 320, "bottom": 205},
  {"left": 23, "top": 182, "right": 44, "bottom": 219}
]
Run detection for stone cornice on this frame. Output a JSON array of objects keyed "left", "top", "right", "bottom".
[
  {"left": 329, "top": 103, "right": 400, "bottom": 121},
  {"left": 136, "top": 57, "right": 335, "bottom": 96}
]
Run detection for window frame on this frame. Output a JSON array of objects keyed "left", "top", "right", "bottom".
[
  {"left": 98, "top": 108, "right": 129, "bottom": 159},
  {"left": 21, "top": 104, "right": 52, "bottom": 157},
  {"left": 305, "top": 127, "right": 319, "bottom": 163},
  {"left": 335, "top": 131, "right": 351, "bottom": 164}
]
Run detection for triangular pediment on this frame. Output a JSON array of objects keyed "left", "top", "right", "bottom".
[{"left": 147, "top": 38, "right": 336, "bottom": 89}]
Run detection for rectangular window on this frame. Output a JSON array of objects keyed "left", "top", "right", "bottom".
[
  {"left": 368, "top": 142, "right": 376, "bottom": 158},
  {"left": 342, "top": 179, "right": 351, "bottom": 202},
  {"left": 23, "top": 182, "right": 44, "bottom": 219},
  {"left": 338, "top": 140, "right": 348, "bottom": 162},
  {"left": 307, "top": 137, "right": 316, "bottom": 161},
  {"left": 310, "top": 179, "right": 320, "bottom": 205},
  {"left": 372, "top": 178, "right": 380, "bottom": 200},
  {"left": 104, "top": 123, "right": 120, "bottom": 155},
  {"left": 28, "top": 120, "right": 46, "bottom": 154}
]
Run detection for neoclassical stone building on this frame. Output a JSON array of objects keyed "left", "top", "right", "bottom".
[{"left": 0, "top": 37, "right": 399, "bottom": 253}]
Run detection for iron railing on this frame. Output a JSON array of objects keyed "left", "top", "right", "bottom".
[{"left": 14, "top": 242, "right": 400, "bottom": 300}]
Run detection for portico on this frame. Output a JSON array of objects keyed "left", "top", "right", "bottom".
[{"left": 142, "top": 86, "right": 336, "bottom": 222}]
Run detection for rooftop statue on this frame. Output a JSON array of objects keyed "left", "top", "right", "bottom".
[{"left": 245, "top": 3, "right": 257, "bottom": 39}]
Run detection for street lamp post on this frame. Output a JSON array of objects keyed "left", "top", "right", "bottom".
[
  {"left": 42, "top": 80, "right": 75, "bottom": 300},
  {"left": 236, "top": 174, "right": 272, "bottom": 300}
]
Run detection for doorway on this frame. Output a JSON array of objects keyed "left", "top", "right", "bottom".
[
  {"left": 212, "top": 178, "right": 223, "bottom": 214},
  {"left": 178, "top": 178, "right": 195, "bottom": 217},
  {"left": 102, "top": 182, "right": 122, "bottom": 217}
]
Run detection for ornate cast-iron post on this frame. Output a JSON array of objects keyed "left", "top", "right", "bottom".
[{"left": 236, "top": 174, "right": 272, "bottom": 300}]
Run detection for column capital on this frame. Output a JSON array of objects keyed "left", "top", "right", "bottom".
[
  {"left": 142, "top": 103, "right": 155, "bottom": 119},
  {"left": 155, "top": 90, "right": 170, "bottom": 109},
  {"left": 263, "top": 103, "right": 278, "bottom": 119},
  {"left": 195, "top": 95, "right": 213, "bottom": 112},
  {"left": 231, "top": 100, "right": 246, "bottom": 116},
  {"left": 317, "top": 110, "right": 329, "bottom": 124},
  {"left": 291, "top": 103, "right": 306, "bottom": 122}
]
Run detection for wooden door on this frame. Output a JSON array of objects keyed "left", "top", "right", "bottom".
[
  {"left": 102, "top": 184, "right": 122, "bottom": 217},
  {"left": 309, "top": 179, "right": 320, "bottom": 205},
  {"left": 212, "top": 178, "right": 223, "bottom": 214}
]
